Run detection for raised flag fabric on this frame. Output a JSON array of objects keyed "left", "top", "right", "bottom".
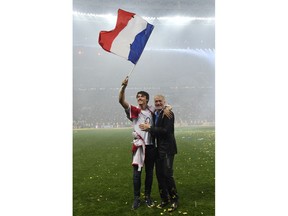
[{"left": 98, "top": 9, "right": 154, "bottom": 64}]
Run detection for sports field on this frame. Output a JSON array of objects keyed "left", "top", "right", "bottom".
[{"left": 73, "top": 126, "right": 215, "bottom": 216}]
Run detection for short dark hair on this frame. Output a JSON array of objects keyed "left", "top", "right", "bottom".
[{"left": 136, "top": 91, "right": 149, "bottom": 102}]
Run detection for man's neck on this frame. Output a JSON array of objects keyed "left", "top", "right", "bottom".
[{"left": 139, "top": 104, "right": 147, "bottom": 110}]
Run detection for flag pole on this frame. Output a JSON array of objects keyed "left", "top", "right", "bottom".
[{"left": 127, "top": 63, "right": 136, "bottom": 78}]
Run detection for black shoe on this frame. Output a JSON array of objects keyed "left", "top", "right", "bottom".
[
  {"left": 145, "top": 196, "right": 155, "bottom": 208},
  {"left": 168, "top": 201, "right": 178, "bottom": 212},
  {"left": 131, "top": 197, "right": 141, "bottom": 210},
  {"left": 156, "top": 200, "right": 169, "bottom": 209}
]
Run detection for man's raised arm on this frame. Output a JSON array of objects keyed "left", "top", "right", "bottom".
[{"left": 119, "top": 76, "right": 129, "bottom": 109}]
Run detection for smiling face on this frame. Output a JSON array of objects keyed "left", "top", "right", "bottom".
[
  {"left": 137, "top": 93, "right": 148, "bottom": 105},
  {"left": 136, "top": 91, "right": 149, "bottom": 109},
  {"left": 154, "top": 95, "right": 166, "bottom": 110}
]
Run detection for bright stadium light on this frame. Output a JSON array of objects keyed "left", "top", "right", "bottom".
[
  {"left": 158, "top": 16, "right": 214, "bottom": 25},
  {"left": 143, "top": 16, "right": 156, "bottom": 22},
  {"left": 73, "top": 11, "right": 214, "bottom": 25},
  {"left": 147, "top": 48, "right": 215, "bottom": 64},
  {"left": 158, "top": 16, "right": 193, "bottom": 24},
  {"left": 73, "top": 11, "right": 86, "bottom": 16},
  {"left": 73, "top": 11, "right": 117, "bottom": 22}
]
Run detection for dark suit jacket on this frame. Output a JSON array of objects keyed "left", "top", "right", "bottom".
[{"left": 148, "top": 110, "right": 177, "bottom": 158}]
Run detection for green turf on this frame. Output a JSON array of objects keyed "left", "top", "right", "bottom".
[{"left": 73, "top": 126, "right": 215, "bottom": 216}]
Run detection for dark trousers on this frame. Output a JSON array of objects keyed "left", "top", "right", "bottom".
[
  {"left": 155, "top": 154, "right": 178, "bottom": 202},
  {"left": 133, "top": 145, "right": 156, "bottom": 197}
]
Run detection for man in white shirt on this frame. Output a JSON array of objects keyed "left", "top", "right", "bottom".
[{"left": 119, "top": 77, "right": 156, "bottom": 210}]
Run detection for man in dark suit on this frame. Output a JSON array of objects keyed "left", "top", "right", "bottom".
[{"left": 139, "top": 95, "right": 179, "bottom": 212}]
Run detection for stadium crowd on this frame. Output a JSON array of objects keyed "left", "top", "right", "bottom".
[
  {"left": 73, "top": 86, "right": 214, "bottom": 129},
  {"left": 73, "top": 45, "right": 215, "bottom": 129}
]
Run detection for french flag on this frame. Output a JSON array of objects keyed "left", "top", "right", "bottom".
[{"left": 98, "top": 9, "right": 154, "bottom": 64}]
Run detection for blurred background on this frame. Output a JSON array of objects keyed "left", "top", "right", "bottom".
[{"left": 73, "top": 0, "right": 215, "bottom": 128}]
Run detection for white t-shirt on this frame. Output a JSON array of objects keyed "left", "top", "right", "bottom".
[{"left": 129, "top": 104, "right": 155, "bottom": 146}]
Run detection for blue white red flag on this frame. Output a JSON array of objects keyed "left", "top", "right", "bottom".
[{"left": 98, "top": 9, "right": 154, "bottom": 64}]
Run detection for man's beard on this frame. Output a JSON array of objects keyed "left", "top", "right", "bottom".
[{"left": 155, "top": 105, "right": 163, "bottom": 110}]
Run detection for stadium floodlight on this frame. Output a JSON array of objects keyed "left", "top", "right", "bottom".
[
  {"left": 73, "top": 11, "right": 86, "bottom": 16},
  {"left": 158, "top": 16, "right": 214, "bottom": 25},
  {"left": 73, "top": 11, "right": 214, "bottom": 25},
  {"left": 73, "top": 11, "right": 116, "bottom": 22},
  {"left": 158, "top": 16, "right": 193, "bottom": 24},
  {"left": 97, "top": 13, "right": 117, "bottom": 22},
  {"left": 143, "top": 16, "right": 156, "bottom": 22}
]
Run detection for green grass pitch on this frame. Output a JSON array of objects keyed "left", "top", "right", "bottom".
[{"left": 73, "top": 126, "right": 215, "bottom": 216}]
